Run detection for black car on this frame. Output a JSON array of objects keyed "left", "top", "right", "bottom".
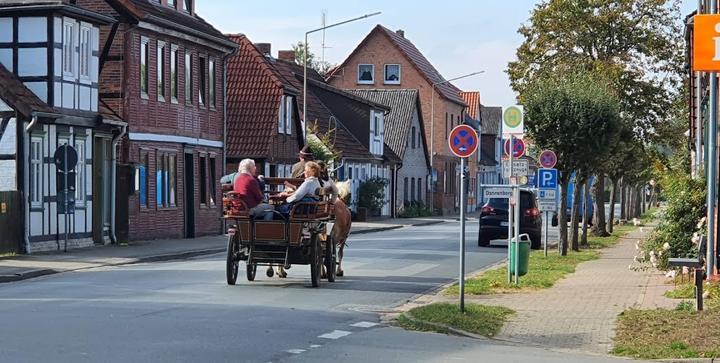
[{"left": 478, "top": 190, "right": 542, "bottom": 249}]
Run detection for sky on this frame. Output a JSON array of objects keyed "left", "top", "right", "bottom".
[{"left": 198, "top": 0, "right": 698, "bottom": 108}]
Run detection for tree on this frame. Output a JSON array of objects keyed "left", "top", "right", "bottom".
[
  {"left": 523, "top": 70, "right": 621, "bottom": 255},
  {"left": 292, "top": 41, "right": 335, "bottom": 77}
]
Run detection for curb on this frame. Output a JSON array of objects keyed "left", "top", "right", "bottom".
[
  {"left": 0, "top": 268, "right": 57, "bottom": 283},
  {"left": 0, "top": 247, "right": 227, "bottom": 284},
  {"left": 350, "top": 225, "right": 404, "bottom": 235},
  {"left": 399, "top": 312, "right": 492, "bottom": 341},
  {"left": 653, "top": 359, "right": 715, "bottom": 363},
  {"left": 411, "top": 220, "right": 446, "bottom": 227}
]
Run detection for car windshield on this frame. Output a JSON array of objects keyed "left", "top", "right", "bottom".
[{"left": 485, "top": 191, "right": 535, "bottom": 210}]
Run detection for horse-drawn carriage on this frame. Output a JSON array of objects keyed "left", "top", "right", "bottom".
[{"left": 222, "top": 177, "right": 338, "bottom": 287}]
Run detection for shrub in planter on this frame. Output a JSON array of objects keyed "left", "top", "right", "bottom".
[
  {"left": 398, "top": 201, "right": 432, "bottom": 218},
  {"left": 358, "top": 177, "right": 388, "bottom": 215}
]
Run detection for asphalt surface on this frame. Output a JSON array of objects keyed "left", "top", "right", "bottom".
[{"left": 0, "top": 222, "right": 637, "bottom": 362}]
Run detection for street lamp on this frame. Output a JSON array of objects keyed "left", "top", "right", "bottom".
[
  {"left": 429, "top": 71, "right": 484, "bottom": 213},
  {"left": 303, "top": 11, "right": 381, "bottom": 141}
]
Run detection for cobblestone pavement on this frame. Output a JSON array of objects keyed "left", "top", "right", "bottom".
[{"left": 463, "top": 226, "right": 665, "bottom": 355}]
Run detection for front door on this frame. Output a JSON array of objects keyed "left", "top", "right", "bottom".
[
  {"left": 184, "top": 152, "right": 195, "bottom": 238},
  {"left": 92, "top": 136, "right": 111, "bottom": 244}
]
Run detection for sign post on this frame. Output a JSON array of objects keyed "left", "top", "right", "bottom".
[
  {"left": 502, "top": 105, "right": 524, "bottom": 285},
  {"left": 449, "top": 125, "right": 479, "bottom": 313},
  {"left": 54, "top": 143, "right": 78, "bottom": 253},
  {"left": 538, "top": 167, "right": 558, "bottom": 257}
]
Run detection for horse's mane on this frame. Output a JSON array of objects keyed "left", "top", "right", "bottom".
[{"left": 335, "top": 180, "right": 351, "bottom": 201}]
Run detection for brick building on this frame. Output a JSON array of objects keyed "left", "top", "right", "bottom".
[
  {"left": 74, "top": 0, "right": 236, "bottom": 241},
  {"left": 224, "top": 36, "right": 304, "bottom": 177},
  {"left": 328, "top": 25, "right": 471, "bottom": 215}
]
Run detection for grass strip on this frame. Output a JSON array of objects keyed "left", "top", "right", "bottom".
[
  {"left": 446, "top": 224, "right": 636, "bottom": 295},
  {"left": 613, "top": 308, "right": 720, "bottom": 359},
  {"left": 396, "top": 303, "right": 514, "bottom": 337}
]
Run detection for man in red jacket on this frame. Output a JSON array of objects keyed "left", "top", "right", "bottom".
[{"left": 233, "top": 159, "right": 273, "bottom": 220}]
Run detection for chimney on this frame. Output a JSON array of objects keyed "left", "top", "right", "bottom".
[
  {"left": 254, "top": 43, "right": 271, "bottom": 56},
  {"left": 396, "top": 29, "right": 405, "bottom": 38},
  {"left": 278, "top": 50, "right": 296, "bottom": 63}
]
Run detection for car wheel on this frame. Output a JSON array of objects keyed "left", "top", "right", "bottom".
[
  {"left": 478, "top": 234, "right": 490, "bottom": 247},
  {"left": 530, "top": 234, "right": 542, "bottom": 250}
]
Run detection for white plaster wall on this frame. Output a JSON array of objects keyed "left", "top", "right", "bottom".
[{"left": 0, "top": 161, "right": 16, "bottom": 191}]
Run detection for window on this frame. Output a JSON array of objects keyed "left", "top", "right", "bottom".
[
  {"left": 198, "top": 56, "right": 206, "bottom": 106},
  {"left": 30, "top": 136, "right": 43, "bottom": 207},
  {"left": 75, "top": 139, "right": 85, "bottom": 205},
  {"left": 384, "top": 64, "right": 400, "bottom": 84},
  {"left": 63, "top": 22, "right": 74, "bottom": 76},
  {"left": 171, "top": 45, "right": 178, "bottom": 102},
  {"left": 403, "top": 177, "right": 408, "bottom": 202},
  {"left": 278, "top": 95, "right": 286, "bottom": 133},
  {"left": 357, "top": 64, "right": 374, "bottom": 84},
  {"left": 209, "top": 157, "right": 216, "bottom": 205},
  {"left": 285, "top": 95, "right": 293, "bottom": 134},
  {"left": 184, "top": 0, "right": 192, "bottom": 12},
  {"left": 138, "top": 152, "right": 148, "bottom": 208},
  {"left": 411, "top": 177, "right": 416, "bottom": 202},
  {"left": 418, "top": 178, "right": 422, "bottom": 201},
  {"left": 209, "top": 59, "right": 216, "bottom": 108},
  {"left": 140, "top": 37, "right": 149, "bottom": 97},
  {"left": 157, "top": 41, "right": 166, "bottom": 101},
  {"left": 199, "top": 156, "right": 207, "bottom": 204},
  {"left": 155, "top": 152, "right": 177, "bottom": 207},
  {"left": 79, "top": 26, "right": 91, "bottom": 78},
  {"left": 411, "top": 126, "right": 416, "bottom": 148},
  {"left": 184, "top": 52, "right": 192, "bottom": 103},
  {"left": 168, "top": 0, "right": 175, "bottom": 7}
]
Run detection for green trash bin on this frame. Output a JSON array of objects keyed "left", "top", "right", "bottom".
[{"left": 509, "top": 233, "right": 531, "bottom": 276}]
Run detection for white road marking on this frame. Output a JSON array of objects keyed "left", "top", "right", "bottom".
[
  {"left": 318, "top": 330, "right": 352, "bottom": 339},
  {"left": 287, "top": 349, "right": 306, "bottom": 354},
  {"left": 350, "top": 321, "right": 378, "bottom": 328},
  {"left": 309, "top": 345, "right": 321, "bottom": 349}
]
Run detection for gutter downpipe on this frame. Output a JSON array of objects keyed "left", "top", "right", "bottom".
[
  {"left": 708, "top": 0, "right": 718, "bottom": 278},
  {"left": 23, "top": 115, "right": 38, "bottom": 254},
  {"left": 110, "top": 124, "right": 127, "bottom": 244}
]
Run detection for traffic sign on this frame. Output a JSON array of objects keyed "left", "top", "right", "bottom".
[
  {"left": 538, "top": 189, "right": 556, "bottom": 200},
  {"left": 448, "top": 125, "right": 478, "bottom": 158},
  {"left": 502, "top": 159, "right": 529, "bottom": 178},
  {"left": 54, "top": 145, "right": 78, "bottom": 172},
  {"left": 502, "top": 105, "right": 524, "bottom": 138},
  {"left": 539, "top": 150, "right": 557, "bottom": 169},
  {"left": 503, "top": 138, "right": 526, "bottom": 158},
  {"left": 538, "top": 200, "right": 556, "bottom": 212},
  {"left": 693, "top": 15, "right": 720, "bottom": 71},
  {"left": 483, "top": 187, "right": 513, "bottom": 199},
  {"left": 537, "top": 168, "right": 558, "bottom": 189}
]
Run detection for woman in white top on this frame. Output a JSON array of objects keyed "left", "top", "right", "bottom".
[{"left": 276, "top": 161, "right": 321, "bottom": 214}]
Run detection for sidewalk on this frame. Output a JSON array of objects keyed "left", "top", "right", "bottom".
[
  {"left": 0, "top": 217, "right": 449, "bottom": 284},
  {"left": 404, "top": 223, "right": 674, "bottom": 356}
]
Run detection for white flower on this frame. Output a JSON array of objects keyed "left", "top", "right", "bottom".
[
  {"left": 650, "top": 251, "right": 656, "bottom": 257},
  {"left": 663, "top": 242, "right": 671, "bottom": 251},
  {"left": 665, "top": 270, "right": 677, "bottom": 278},
  {"left": 692, "top": 234, "right": 701, "bottom": 245},
  {"left": 650, "top": 255, "right": 657, "bottom": 264},
  {"left": 682, "top": 266, "right": 689, "bottom": 275},
  {"left": 703, "top": 291, "right": 710, "bottom": 299},
  {"left": 697, "top": 217, "right": 707, "bottom": 229},
  {"left": 658, "top": 250, "right": 664, "bottom": 257}
]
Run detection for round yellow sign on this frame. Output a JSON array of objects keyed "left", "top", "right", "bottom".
[
  {"left": 520, "top": 176, "right": 528, "bottom": 185},
  {"left": 503, "top": 106, "right": 522, "bottom": 128}
]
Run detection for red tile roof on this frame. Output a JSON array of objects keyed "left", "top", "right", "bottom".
[
  {"left": 0, "top": 63, "right": 55, "bottom": 119},
  {"left": 225, "top": 34, "right": 289, "bottom": 158},
  {"left": 460, "top": 91, "right": 481, "bottom": 120},
  {"left": 329, "top": 25, "right": 466, "bottom": 106}
]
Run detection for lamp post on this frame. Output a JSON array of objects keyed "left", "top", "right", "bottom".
[
  {"left": 429, "top": 71, "right": 484, "bottom": 213},
  {"left": 303, "top": 12, "right": 381, "bottom": 141}
]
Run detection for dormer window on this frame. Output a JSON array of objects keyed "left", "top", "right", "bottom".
[
  {"left": 357, "top": 64, "right": 374, "bottom": 84},
  {"left": 384, "top": 64, "right": 400, "bottom": 84}
]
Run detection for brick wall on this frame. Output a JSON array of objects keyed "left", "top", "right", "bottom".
[{"left": 328, "top": 30, "right": 470, "bottom": 214}]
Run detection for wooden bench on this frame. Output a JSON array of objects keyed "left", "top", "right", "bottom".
[{"left": 668, "top": 236, "right": 706, "bottom": 311}]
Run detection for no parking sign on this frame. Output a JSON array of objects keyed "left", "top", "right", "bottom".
[{"left": 448, "top": 125, "right": 478, "bottom": 158}]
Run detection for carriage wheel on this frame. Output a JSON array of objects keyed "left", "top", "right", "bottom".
[
  {"left": 310, "top": 234, "right": 322, "bottom": 288},
  {"left": 226, "top": 233, "right": 240, "bottom": 285},
  {"left": 246, "top": 263, "right": 257, "bottom": 281},
  {"left": 325, "top": 236, "right": 337, "bottom": 283}
]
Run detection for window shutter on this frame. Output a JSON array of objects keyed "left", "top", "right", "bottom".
[
  {"left": 285, "top": 96, "right": 293, "bottom": 134},
  {"left": 278, "top": 95, "right": 285, "bottom": 133}
]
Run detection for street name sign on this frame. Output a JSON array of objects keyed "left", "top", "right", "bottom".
[
  {"left": 502, "top": 159, "right": 529, "bottom": 178},
  {"left": 537, "top": 168, "right": 558, "bottom": 189},
  {"left": 448, "top": 125, "right": 479, "bottom": 158},
  {"left": 502, "top": 105, "right": 524, "bottom": 138},
  {"left": 483, "top": 187, "right": 513, "bottom": 199}
]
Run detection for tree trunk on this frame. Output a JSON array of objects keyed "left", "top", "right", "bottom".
[
  {"left": 559, "top": 175, "right": 570, "bottom": 256},
  {"left": 625, "top": 184, "right": 632, "bottom": 219},
  {"left": 641, "top": 185, "right": 646, "bottom": 215},
  {"left": 569, "top": 175, "right": 583, "bottom": 252},
  {"left": 591, "top": 174, "right": 609, "bottom": 237},
  {"left": 635, "top": 185, "right": 642, "bottom": 218},
  {"left": 581, "top": 178, "right": 590, "bottom": 246},
  {"left": 608, "top": 177, "right": 618, "bottom": 233},
  {"left": 620, "top": 178, "right": 626, "bottom": 220}
]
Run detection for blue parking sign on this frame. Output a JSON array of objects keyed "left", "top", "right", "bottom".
[{"left": 538, "top": 168, "right": 558, "bottom": 189}]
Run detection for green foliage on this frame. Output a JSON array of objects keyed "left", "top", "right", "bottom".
[
  {"left": 397, "top": 201, "right": 432, "bottom": 218},
  {"left": 396, "top": 303, "right": 514, "bottom": 338},
  {"left": 291, "top": 41, "right": 335, "bottom": 77},
  {"left": 642, "top": 172, "right": 706, "bottom": 270},
  {"left": 306, "top": 121, "right": 342, "bottom": 163},
  {"left": 358, "top": 177, "right": 388, "bottom": 212}
]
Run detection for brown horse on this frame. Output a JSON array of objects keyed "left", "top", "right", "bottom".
[{"left": 330, "top": 180, "right": 352, "bottom": 277}]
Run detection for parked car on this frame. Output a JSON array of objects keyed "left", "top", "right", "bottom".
[{"left": 478, "top": 190, "right": 542, "bottom": 249}]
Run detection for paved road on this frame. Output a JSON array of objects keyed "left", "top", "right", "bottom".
[{"left": 0, "top": 222, "right": 636, "bottom": 362}]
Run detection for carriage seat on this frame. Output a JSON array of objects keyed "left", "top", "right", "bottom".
[{"left": 222, "top": 192, "right": 251, "bottom": 219}]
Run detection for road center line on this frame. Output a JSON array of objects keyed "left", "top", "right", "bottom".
[
  {"left": 350, "top": 321, "right": 379, "bottom": 328},
  {"left": 318, "top": 330, "right": 352, "bottom": 339}
]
